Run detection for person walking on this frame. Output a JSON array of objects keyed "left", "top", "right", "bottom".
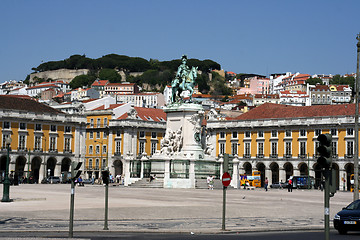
[
  {"left": 288, "top": 177, "right": 293, "bottom": 192},
  {"left": 265, "top": 177, "right": 269, "bottom": 191}
]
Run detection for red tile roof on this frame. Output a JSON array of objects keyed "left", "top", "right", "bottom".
[
  {"left": 234, "top": 103, "right": 356, "bottom": 120},
  {"left": 0, "top": 95, "right": 63, "bottom": 114},
  {"left": 118, "top": 107, "right": 166, "bottom": 122},
  {"left": 91, "top": 80, "right": 109, "bottom": 86},
  {"left": 92, "top": 104, "right": 125, "bottom": 111}
]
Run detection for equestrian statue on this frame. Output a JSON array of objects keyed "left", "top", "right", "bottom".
[{"left": 170, "top": 55, "right": 198, "bottom": 103}]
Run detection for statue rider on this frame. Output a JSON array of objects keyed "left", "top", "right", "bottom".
[{"left": 176, "top": 55, "right": 190, "bottom": 90}]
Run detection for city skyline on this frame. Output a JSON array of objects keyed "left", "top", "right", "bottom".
[{"left": 1, "top": 0, "right": 359, "bottom": 83}]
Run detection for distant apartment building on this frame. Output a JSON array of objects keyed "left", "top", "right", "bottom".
[
  {"left": 104, "top": 83, "right": 139, "bottom": 96},
  {"left": 310, "top": 84, "right": 352, "bottom": 105},
  {"left": 116, "top": 92, "right": 165, "bottom": 108},
  {"left": 279, "top": 90, "right": 310, "bottom": 106},
  {"left": 253, "top": 94, "right": 280, "bottom": 106},
  {"left": 237, "top": 76, "right": 270, "bottom": 95},
  {"left": 91, "top": 80, "right": 109, "bottom": 98}
]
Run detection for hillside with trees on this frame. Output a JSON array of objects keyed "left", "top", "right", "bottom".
[{"left": 31, "top": 54, "right": 227, "bottom": 94}]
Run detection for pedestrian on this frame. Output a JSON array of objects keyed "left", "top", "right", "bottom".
[
  {"left": 209, "top": 175, "right": 214, "bottom": 190},
  {"left": 265, "top": 177, "right": 269, "bottom": 191},
  {"left": 207, "top": 175, "right": 211, "bottom": 189},
  {"left": 288, "top": 177, "right": 293, "bottom": 192}
]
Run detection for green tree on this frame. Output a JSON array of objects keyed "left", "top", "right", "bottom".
[
  {"left": 306, "top": 77, "right": 323, "bottom": 85},
  {"left": 98, "top": 69, "right": 122, "bottom": 83},
  {"left": 70, "top": 75, "right": 96, "bottom": 89}
]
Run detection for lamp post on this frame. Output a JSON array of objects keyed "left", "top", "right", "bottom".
[
  {"left": 355, "top": 33, "right": 360, "bottom": 201},
  {"left": 2, "top": 136, "right": 12, "bottom": 202}
]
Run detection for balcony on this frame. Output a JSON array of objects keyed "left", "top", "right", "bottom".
[
  {"left": 285, "top": 154, "right": 292, "bottom": 159},
  {"left": 298, "top": 154, "right": 307, "bottom": 159},
  {"left": 63, "top": 149, "right": 72, "bottom": 154},
  {"left": 48, "top": 149, "right": 58, "bottom": 153},
  {"left": 33, "top": 148, "right": 43, "bottom": 153},
  {"left": 345, "top": 154, "right": 354, "bottom": 159},
  {"left": 270, "top": 154, "right": 278, "bottom": 158},
  {"left": 114, "top": 152, "right": 121, "bottom": 156},
  {"left": 256, "top": 154, "right": 264, "bottom": 158},
  {"left": 243, "top": 154, "right": 251, "bottom": 159},
  {"left": 17, "top": 147, "right": 28, "bottom": 152}
]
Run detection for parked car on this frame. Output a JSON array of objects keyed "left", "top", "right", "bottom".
[
  {"left": 41, "top": 176, "right": 61, "bottom": 184},
  {"left": 334, "top": 199, "right": 360, "bottom": 234},
  {"left": 270, "top": 182, "right": 288, "bottom": 189}
]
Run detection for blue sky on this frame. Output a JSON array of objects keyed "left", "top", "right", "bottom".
[{"left": 1, "top": 0, "right": 359, "bottom": 83}]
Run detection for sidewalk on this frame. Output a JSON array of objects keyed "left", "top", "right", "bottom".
[{"left": 0, "top": 184, "right": 354, "bottom": 234}]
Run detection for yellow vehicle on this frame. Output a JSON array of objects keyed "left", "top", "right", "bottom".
[
  {"left": 350, "top": 174, "right": 360, "bottom": 192},
  {"left": 240, "top": 171, "right": 261, "bottom": 188}
]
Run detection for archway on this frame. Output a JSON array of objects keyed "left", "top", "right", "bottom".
[
  {"left": 242, "top": 162, "right": 252, "bottom": 175},
  {"left": 313, "top": 163, "right": 322, "bottom": 189},
  {"left": 332, "top": 163, "right": 340, "bottom": 190},
  {"left": 0, "top": 155, "right": 7, "bottom": 182},
  {"left": 283, "top": 162, "right": 293, "bottom": 181},
  {"left": 15, "top": 156, "right": 26, "bottom": 184},
  {"left": 113, "top": 160, "right": 123, "bottom": 178},
  {"left": 47, "top": 157, "right": 57, "bottom": 177},
  {"left": 270, "top": 162, "right": 279, "bottom": 184},
  {"left": 31, "top": 157, "right": 42, "bottom": 183},
  {"left": 298, "top": 162, "right": 308, "bottom": 176},
  {"left": 256, "top": 162, "right": 266, "bottom": 187},
  {"left": 344, "top": 163, "right": 354, "bottom": 191}
]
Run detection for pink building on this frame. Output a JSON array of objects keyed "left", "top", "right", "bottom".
[{"left": 237, "top": 76, "right": 270, "bottom": 95}]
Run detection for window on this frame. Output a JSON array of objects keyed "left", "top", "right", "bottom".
[
  {"left": 139, "top": 141, "right": 145, "bottom": 154},
  {"left": 90, "top": 119, "right": 94, "bottom": 128},
  {"left": 139, "top": 131, "right": 145, "bottom": 138},
  {"left": 19, "top": 123, "right": 26, "bottom": 130},
  {"left": 89, "top": 145, "right": 93, "bottom": 154},
  {"left": 331, "top": 129, "right": 337, "bottom": 136},
  {"left": 220, "top": 143, "right": 225, "bottom": 154},
  {"left": 258, "top": 131, "right": 264, "bottom": 138},
  {"left": 271, "top": 142, "right": 277, "bottom": 155},
  {"left": 258, "top": 142, "right": 264, "bottom": 155},
  {"left": 49, "top": 137, "right": 56, "bottom": 151},
  {"left": 271, "top": 130, "right": 277, "bottom": 138},
  {"left": 245, "top": 131, "right": 251, "bottom": 138},
  {"left": 88, "top": 159, "right": 93, "bottom": 169},
  {"left": 103, "top": 145, "right": 107, "bottom": 154},
  {"left": 102, "top": 159, "right": 106, "bottom": 169},
  {"left": 231, "top": 142, "right": 238, "bottom": 155},
  {"left": 232, "top": 132, "right": 238, "bottom": 139},
  {"left": 315, "top": 129, "right": 321, "bottom": 136},
  {"left": 18, "top": 135, "right": 26, "bottom": 150},
  {"left": 116, "top": 130, "right": 121, "bottom": 137},
  {"left": 347, "top": 141, "right": 354, "bottom": 155},
  {"left": 65, "top": 126, "right": 71, "bottom": 133},
  {"left": 347, "top": 128, "right": 354, "bottom": 136},
  {"left": 103, "top": 131, "right": 107, "bottom": 139},
  {"left": 285, "top": 142, "right": 292, "bottom": 155},
  {"left": 64, "top": 138, "right": 71, "bottom": 152},
  {"left": 34, "top": 136, "right": 41, "bottom": 150},
  {"left": 116, "top": 141, "right": 121, "bottom": 154},
  {"left": 95, "top": 159, "right": 100, "bottom": 170},
  {"left": 285, "top": 130, "right": 291, "bottom": 137},
  {"left": 97, "top": 118, "right": 101, "bottom": 127},
  {"left": 35, "top": 124, "right": 42, "bottom": 131},
  {"left": 89, "top": 131, "right": 93, "bottom": 139},
  {"left": 95, "top": 145, "right": 100, "bottom": 154},
  {"left": 104, "top": 118, "right": 108, "bottom": 127},
  {"left": 220, "top": 132, "right": 225, "bottom": 139},
  {"left": 3, "top": 121, "right": 10, "bottom": 129},
  {"left": 332, "top": 141, "right": 337, "bottom": 156},
  {"left": 300, "top": 129, "right": 306, "bottom": 137},
  {"left": 151, "top": 142, "right": 157, "bottom": 155},
  {"left": 96, "top": 131, "right": 101, "bottom": 139},
  {"left": 300, "top": 142, "right": 306, "bottom": 156},
  {"left": 50, "top": 125, "right": 57, "bottom": 132},
  {"left": 151, "top": 132, "right": 157, "bottom": 139},
  {"left": 245, "top": 142, "right": 250, "bottom": 155}
]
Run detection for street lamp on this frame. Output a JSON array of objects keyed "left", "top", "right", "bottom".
[
  {"left": 1, "top": 136, "right": 12, "bottom": 202},
  {"left": 354, "top": 33, "right": 360, "bottom": 201}
]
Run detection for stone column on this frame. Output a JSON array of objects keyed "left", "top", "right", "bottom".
[
  {"left": 232, "top": 157, "right": 240, "bottom": 188},
  {"left": 279, "top": 167, "right": 287, "bottom": 183},
  {"left": 189, "top": 160, "right": 195, "bottom": 188},
  {"left": 218, "top": 155, "right": 224, "bottom": 176},
  {"left": 340, "top": 169, "right": 347, "bottom": 191},
  {"left": 164, "top": 159, "right": 170, "bottom": 186},
  {"left": 123, "top": 154, "right": 132, "bottom": 186},
  {"left": 265, "top": 167, "right": 272, "bottom": 184},
  {"left": 54, "top": 162, "right": 61, "bottom": 177}
]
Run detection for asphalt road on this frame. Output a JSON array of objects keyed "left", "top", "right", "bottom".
[{"left": 0, "top": 183, "right": 357, "bottom": 236}]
